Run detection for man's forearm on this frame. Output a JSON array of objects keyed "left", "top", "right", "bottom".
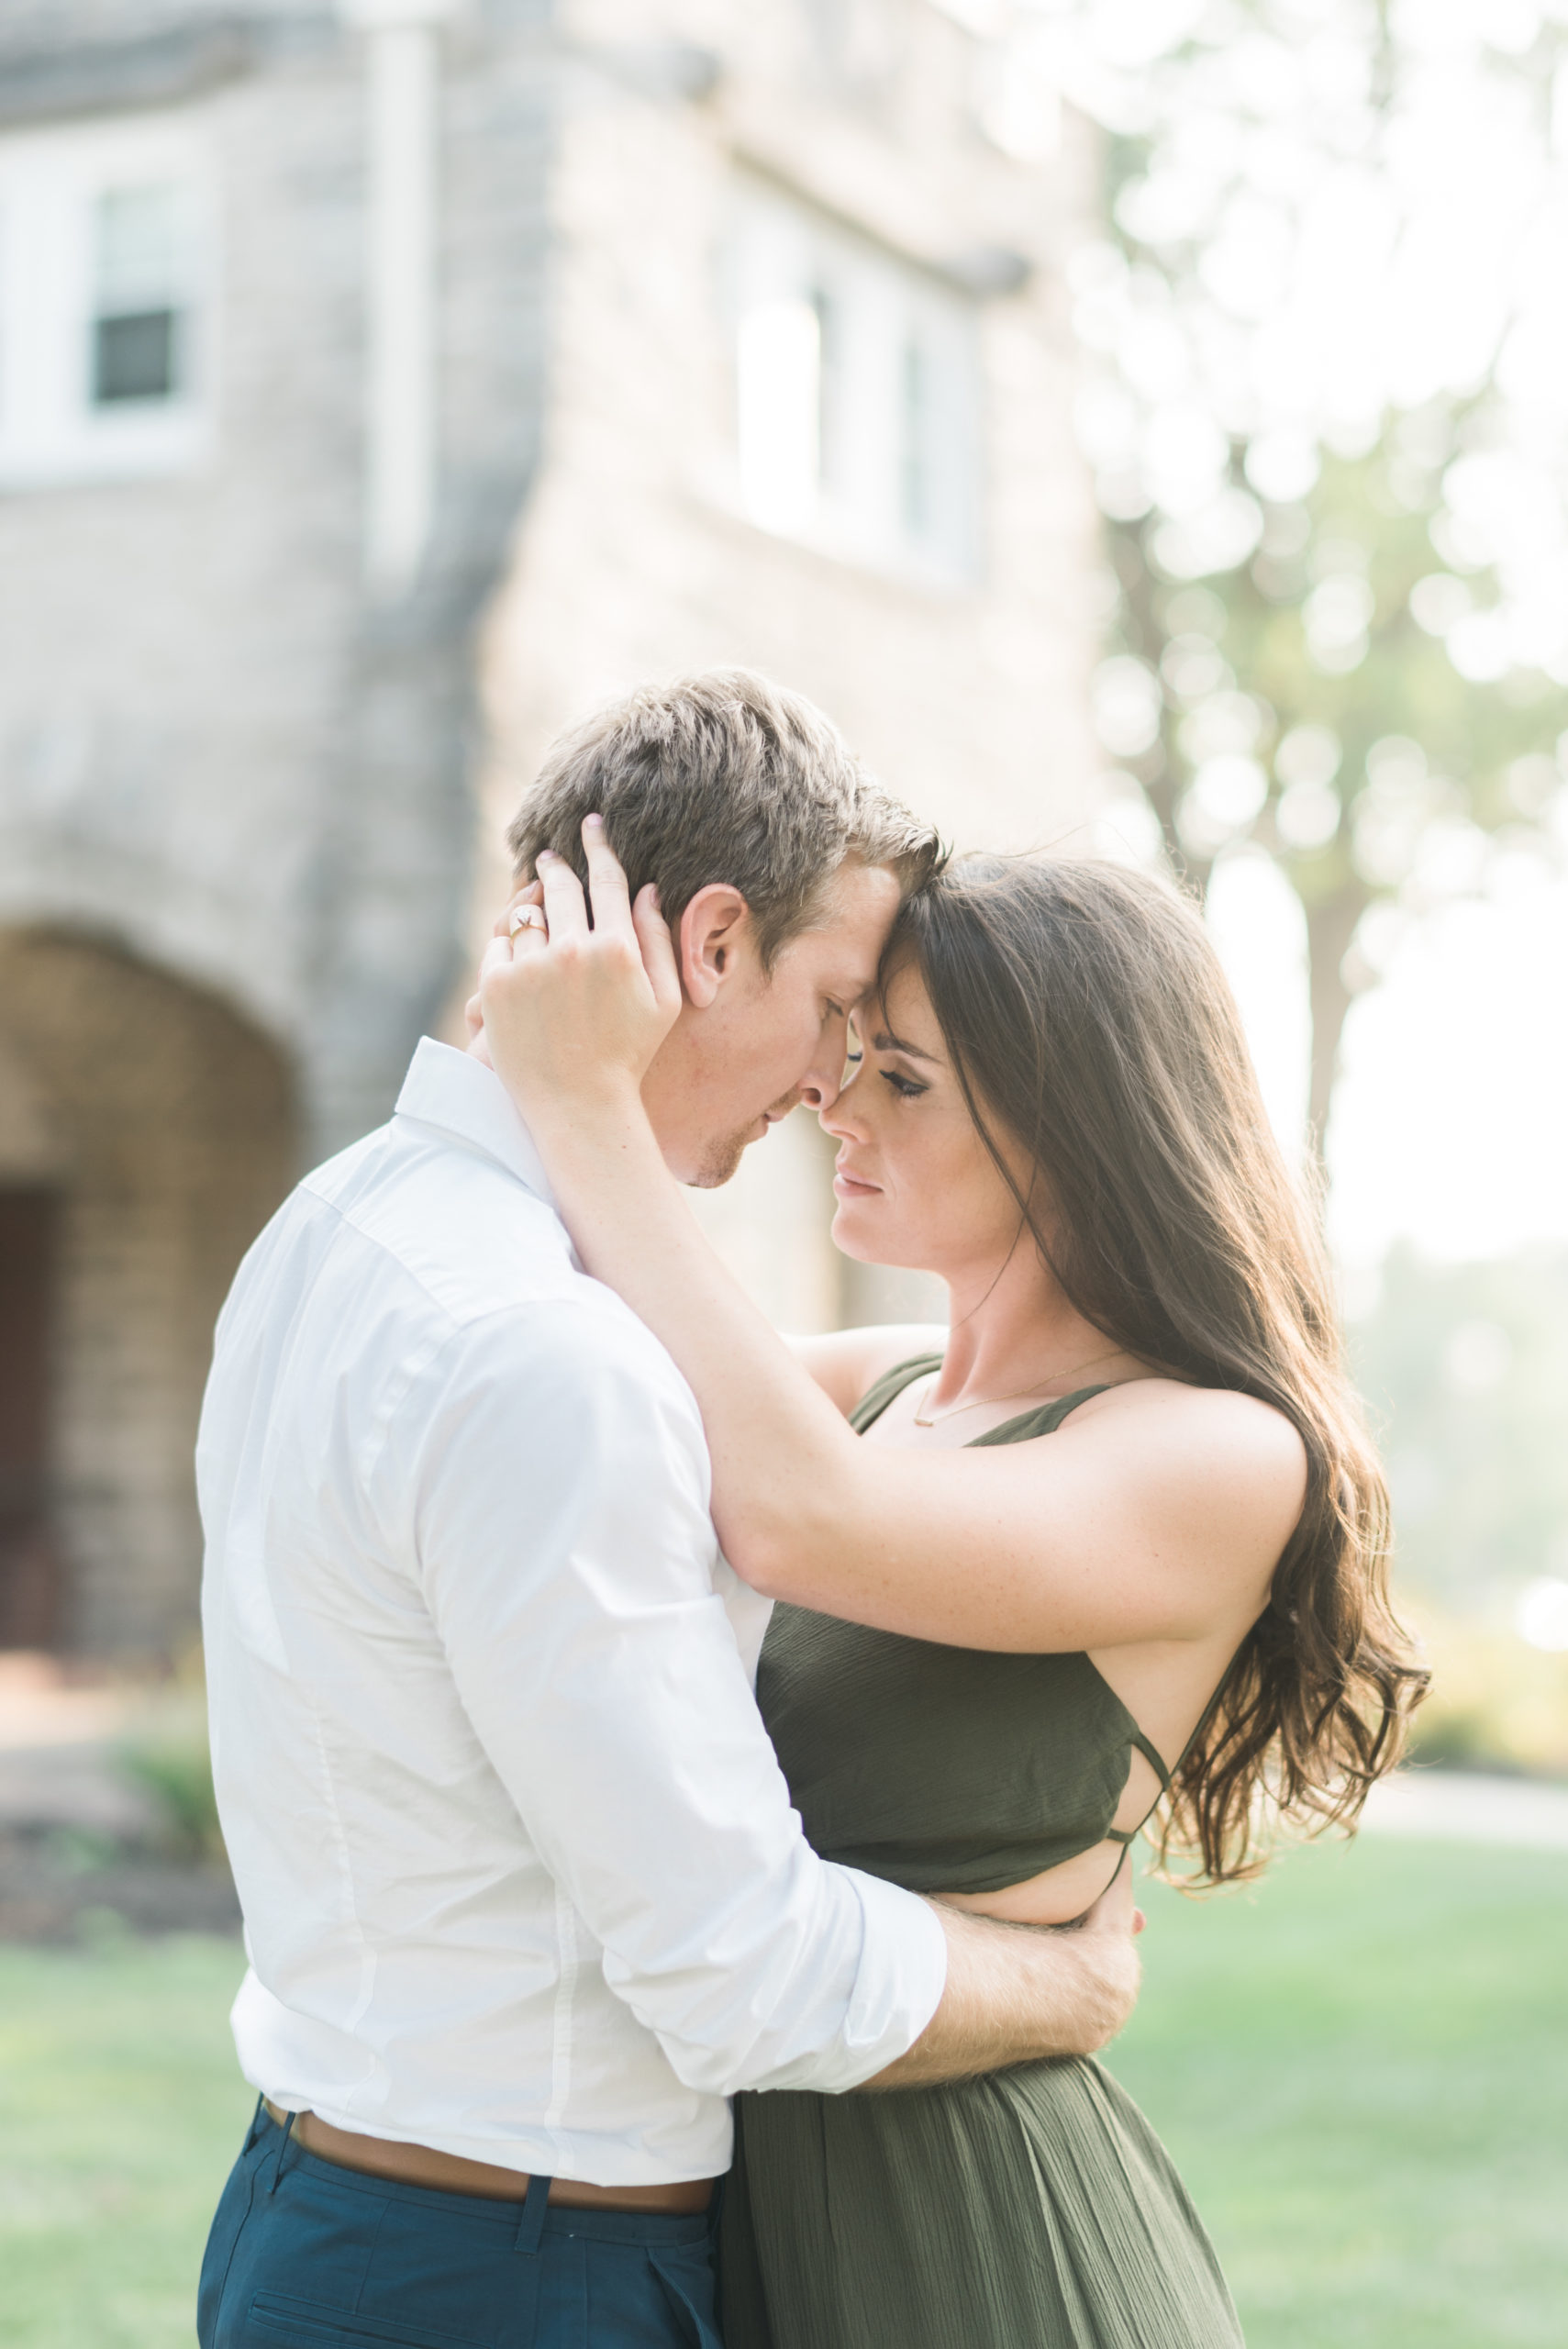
[{"left": 860, "top": 1898, "right": 1140, "bottom": 2090}]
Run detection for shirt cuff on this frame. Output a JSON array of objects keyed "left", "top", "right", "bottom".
[{"left": 823, "top": 1868, "right": 949, "bottom": 2091}]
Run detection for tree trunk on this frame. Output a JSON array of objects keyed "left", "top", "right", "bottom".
[
  {"left": 1304, "top": 885, "right": 1369, "bottom": 1169},
  {"left": 1108, "top": 521, "right": 1217, "bottom": 901}
]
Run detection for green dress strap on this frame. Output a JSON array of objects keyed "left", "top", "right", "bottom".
[
  {"left": 848, "top": 1356, "right": 1115, "bottom": 1447},
  {"left": 968, "top": 1385, "right": 1112, "bottom": 1447},
  {"left": 847, "top": 1353, "right": 944, "bottom": 1434},
  {"left": 1104, "top": 1731, "right": 1173, "bottom": 1842}
]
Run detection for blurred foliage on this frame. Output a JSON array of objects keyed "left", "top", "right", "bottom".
[
  {"left": 1071, "top": 2, "right": 1568, "bottom": 1147},
  {"left": 116, "top": 1645, "right": 224, "bottom": 1865},
  {"left": 1103, "top": 425, "right": 1568, "bottom": 1138},
  {"left": 1351, "top": 1245, "right": 1568, "bottom": 1609},
  {"left": 118, "top": 1730, "right": 223, "bottom": 1864},
  {"left": 1402, "top": 1611, "right": 1568, "bottom": 1780},
  {"left": 1349, "top": 1245, "right": 1568, "bottom": 1778}
]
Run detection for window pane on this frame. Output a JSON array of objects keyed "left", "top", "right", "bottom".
[
  {"left": 737, "top": 297, "right": 821, "bottom": 530},
  {"left": 732, "top": 179, "right": 979, "bottom": 580},
  {"left": 90, "top": 184, "right": 187, "bottom": 407},
  {"left": 94, "top": 309, "right": 178, "bottom": 403},
  {"left": 95, "top": 185, "right": 183, "bottom": 312}
]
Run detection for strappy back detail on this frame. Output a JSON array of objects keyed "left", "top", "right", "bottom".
[
  {"left": 1103, "top": 1731, "right": 1175, "bottom": 1844},
  {"left": 1129, "top": 1728, "right": 1173, "bottom": 1791}
]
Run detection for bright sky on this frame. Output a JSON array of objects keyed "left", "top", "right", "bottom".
[{"left": 1207, "top": 848, "right": 1568, "bottom": 1267}]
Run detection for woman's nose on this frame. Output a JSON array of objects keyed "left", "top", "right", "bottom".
[{"left": 818, "top": 1083, "right": 867, "bottom": 1141}]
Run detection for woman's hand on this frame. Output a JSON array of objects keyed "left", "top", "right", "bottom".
[
  {"left": 478, "top": 818, "right": 683, "bottom": 1129},
  {"left": 462, "top": 879, "right": 543, "bottom": 1061}
]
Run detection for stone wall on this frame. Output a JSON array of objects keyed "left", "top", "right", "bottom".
[
  {"left": 0, "top": 1, "right": 553, "bottom": 1651},
  {"left": 0, "top": 932, "right": 295, "bottom": 1655},
  {"left": 0, "top": 0, "right": 551, "bottom": 1157},
  {"left": 474, "top": 0, "right": 1106, "bottom": 1329}
]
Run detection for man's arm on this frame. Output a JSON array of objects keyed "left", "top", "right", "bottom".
[
  {"left": 873, "top": 1866, "right": 1142, "bottom": 2089},
  {"left": 404, "top": 1299, "right": 1137, "bottom": 2096},
  {"left": 405, "top": 1297, "right": 942, "bottom": 2096}
]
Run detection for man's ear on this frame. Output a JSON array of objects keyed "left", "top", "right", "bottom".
[{"left": 677, "top": 884, "right": 752, "bottom": 1008}]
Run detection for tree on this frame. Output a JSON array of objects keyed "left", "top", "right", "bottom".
[
  {"left": 1099, "top": 420, "right": 1568, "bottom": 1147},
  {"left": 1023, "top": 0, "right": 1568, "bottom": 1156}
]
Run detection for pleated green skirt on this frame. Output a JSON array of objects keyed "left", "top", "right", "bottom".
[{"left": 718, "top": 2055, "right": 1243, "bottom": 2349}]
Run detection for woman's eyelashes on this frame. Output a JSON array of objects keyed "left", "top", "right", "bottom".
[{"left": 840, "top": 1037, "right": 923, "bottom": 1097}]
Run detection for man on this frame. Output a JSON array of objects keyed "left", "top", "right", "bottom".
[{"left": 196, "top": 672, "right": 1139, "bottom": 2349}]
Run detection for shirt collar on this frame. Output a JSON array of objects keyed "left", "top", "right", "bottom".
[{"left": 394, "top": 1038, "right": 557, "bottom": 1212}]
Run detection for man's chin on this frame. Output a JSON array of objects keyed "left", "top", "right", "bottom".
[{"left": 684, "top": 1119, "right": 772, "bottom": 1190}]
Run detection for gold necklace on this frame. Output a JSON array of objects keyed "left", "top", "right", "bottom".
[{"left": 911, "top": 1347, "right": 1126, "bottom": 1428}]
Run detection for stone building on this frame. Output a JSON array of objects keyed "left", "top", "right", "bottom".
[{"left": 0, "top": 0, "right": 1106, "bottom": 1658}]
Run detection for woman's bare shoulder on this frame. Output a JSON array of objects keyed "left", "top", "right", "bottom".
[
  {"left": 1054, "top": 1377, "right": 1310, "bottom": 1564},
  {"left": 784, "top": 1324, "right": 948, "bottom": 1419}
]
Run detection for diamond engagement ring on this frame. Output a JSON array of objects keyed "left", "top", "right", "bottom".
[{"left": 508, "top": 903, "right": 547, "bottom": 936}]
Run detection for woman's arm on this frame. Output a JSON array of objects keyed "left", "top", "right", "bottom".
[
  {"left": 785, "top": 1326, "right": 949, "bottom": 1419},
  {"left": 479, "top": 832, "right": 1305, "bottom": 1653}
]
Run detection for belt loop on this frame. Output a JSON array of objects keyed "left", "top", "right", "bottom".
[
  {"left": 706, "top": 2175, "right": 726, "bottom": 2244},
  {"left": 512, "top": 2170, "right": 551, "bottom": 2257},
  {"left": 268, "top": 2110, "right": 297, "bottom": 2197},
  {"left": 242, "top": 2092, "right": 267, "bottom": 2156}
]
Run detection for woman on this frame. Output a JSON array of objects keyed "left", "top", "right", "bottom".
[{"left": 477, "top": 830, "right": 1427, "bottom": 2349}]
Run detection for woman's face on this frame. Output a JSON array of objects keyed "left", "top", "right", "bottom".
[{"left": 821, "top": 958, "right": 1030, "bottom": 1278}]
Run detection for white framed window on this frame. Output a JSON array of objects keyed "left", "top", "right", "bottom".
[
  {"left": 731, "top": 178, "right": 981, "bottom": 584},
  {"left": 0, "top": 116, "right": 214, "bottom": 490}
]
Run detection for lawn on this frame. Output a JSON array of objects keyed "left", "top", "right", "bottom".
[
  {"left": 0, "top": 1834, "right": 1562, "bottom": 2347},
  {"left": 0, "top": 1930, "right": 251, "bottom": 2349},
  {"left": 1107, "top": 1832, "right": 1568, "bottom": 2348}
]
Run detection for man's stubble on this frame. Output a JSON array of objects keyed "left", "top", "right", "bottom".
[{"left": 686, "top": 1089, "right": 803, "bottom": 1190}]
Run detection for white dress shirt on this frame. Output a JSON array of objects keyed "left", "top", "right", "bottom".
[{"left": 197, "top": 1038, "right": 946, "bottom": 2186}]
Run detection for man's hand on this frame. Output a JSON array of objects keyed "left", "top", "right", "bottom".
[{"left": 861, "top": 1855, "right": 1145, "bottom": 2091}]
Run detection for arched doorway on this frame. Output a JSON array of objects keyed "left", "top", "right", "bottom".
[{"left": 0, "top": 930, "right": 296, "bottom": 1657}]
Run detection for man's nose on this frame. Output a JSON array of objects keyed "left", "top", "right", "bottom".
[
  {"left": 799, "top": 1053, "right": 848, "bottom": 1114},
  {"left": 800, "top": 1015, "right": 862, "bottom": 1113}
]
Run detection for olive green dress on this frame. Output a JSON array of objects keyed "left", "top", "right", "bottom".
[{"left": 718, "top": 1359, "right": 1243, "bottom": 2349}]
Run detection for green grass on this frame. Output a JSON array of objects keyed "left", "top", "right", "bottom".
[
  {"left": 0, "top": 1837, "right": 1562, "bottom": 2346},
  {"left": 0, "top": 1932, "right": 250, "bottom": 2348},
  {"left": 1108, "top": 1834, "right": 1568, "bottom": 2347}
]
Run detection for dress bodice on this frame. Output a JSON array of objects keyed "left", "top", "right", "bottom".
[{"left": 754, "top": 1356, "right": 1170, "bottom": 1897}]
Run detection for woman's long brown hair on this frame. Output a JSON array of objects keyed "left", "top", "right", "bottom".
[{"left": 889, "top": 854, "right": 1428, "bottom": 1886}]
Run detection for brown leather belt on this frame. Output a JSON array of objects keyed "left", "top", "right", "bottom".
[{"left": 261, "top": 2100, "right": 715, "bottom": 2213}]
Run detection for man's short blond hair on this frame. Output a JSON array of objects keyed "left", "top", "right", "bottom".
[{"left": 507, "top": 670, "right": 944, "bottom": 967}]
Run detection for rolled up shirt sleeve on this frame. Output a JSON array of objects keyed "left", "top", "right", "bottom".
[{"left": 403, "top": 1295, "right": 948, "bottom": 2097}]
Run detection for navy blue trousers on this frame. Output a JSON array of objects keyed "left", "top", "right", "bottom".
[{"left": 198, "top": 2102, "right": 724, "bottom": 2349}]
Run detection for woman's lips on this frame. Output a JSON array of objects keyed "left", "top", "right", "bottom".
[{"left": 833, "top": 1166, "right": 882, "bottom": 1197}]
